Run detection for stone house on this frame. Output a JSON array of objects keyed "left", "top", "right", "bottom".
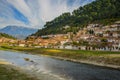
[
  {"left": 112, "top": 32, "right": 120, "bottom": 38},
  {"left": 0, "top": 38, "right": 3, "bottom": 43}
]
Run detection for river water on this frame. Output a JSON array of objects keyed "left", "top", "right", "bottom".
[{"left": 0, "top": 50, "right": 120, "bottom": 80}]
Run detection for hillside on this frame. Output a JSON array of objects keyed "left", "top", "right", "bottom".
[
  {"left": 0, "top": 26, "right": 38, "bottom": 39},
  {"left": 0, "top": 33, "right": 15, "bottom": 39},
  {"left": 33, "top": 0, "right": 120, "bottom": 36}
]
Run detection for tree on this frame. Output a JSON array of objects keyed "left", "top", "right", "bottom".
[{"left": 32, "top": 0, "right": 120, "bottom": 36}]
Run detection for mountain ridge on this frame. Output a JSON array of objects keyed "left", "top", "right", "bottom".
[{"left": 0, "top": 26, "right": 38, "bottom": 39}]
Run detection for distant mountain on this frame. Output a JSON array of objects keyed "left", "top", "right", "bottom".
[{"left": 0, "top": 26, "right": 38, "bottom": 39}]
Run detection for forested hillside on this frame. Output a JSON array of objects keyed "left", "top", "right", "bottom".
[
  {"left": 33, "top": 0, "right": 120, "bottom": 36},
  {"left": 0, "top": 33, "right": 16, "bottom": 39}
]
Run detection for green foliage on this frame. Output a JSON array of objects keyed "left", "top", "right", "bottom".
[
  {"left": 88, "top": 30, "right": 94, "bottom": 34},
  {"left": 33, "top": 0, "right": 120, "bottom": 36},
  {"left": 0, "top": 33, "right": 16, "bottom": 39},
  {"left": 101, "top": 38, "right": 108, "bottom": 42}
]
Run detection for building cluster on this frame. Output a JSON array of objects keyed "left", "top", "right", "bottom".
[
  {"left": 25, "top": 21, "right": 120, "bottom": 51},
  {"left": 0, "top": 21, "right": 120, "bottom": 51},
  {"left": 74, "top": 21, "right": 120, "bottom": 51},
  {"left": 0, "top": 37, "right": 17, "bottom": 45}
]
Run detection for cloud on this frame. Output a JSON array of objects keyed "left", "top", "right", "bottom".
[
  {"left": 0, "top": 0, "right": 95, "bottom": 29},
  {"left": 0, "top": 0, "right": 26, "bottom": 28}
]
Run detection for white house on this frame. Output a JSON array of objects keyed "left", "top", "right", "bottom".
[
  {"left": 19, "top": 44, "right": 25, "bottom": 47},
  {"left": 64, "top": 45, "right": 78, "bottom": 50}
]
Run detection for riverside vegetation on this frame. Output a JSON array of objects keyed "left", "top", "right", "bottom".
[{"left": 1, "top": 45, "right": 120, "bottom": 68}]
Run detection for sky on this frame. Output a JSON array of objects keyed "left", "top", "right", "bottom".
[{"left": 0, "top": 0, "right": 95, "bottom": 29}]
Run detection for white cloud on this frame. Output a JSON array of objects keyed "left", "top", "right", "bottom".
[
  {"left": 7, "top": 0, "right": 32, "bottom": 16},
  {"left": 0, "top": 0, "right": 94, "bottom": 29},
  {"left": 0, "top": 18, "right": 27, "bottom": 29},
  {"left": 38, "top": 0, "right": 67, "bottom": 21},
  {"left": 0, "top": 0, "right": 28, "bottom": 28}
]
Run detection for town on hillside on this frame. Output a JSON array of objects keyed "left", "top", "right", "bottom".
[{"left": 0, "top": 21, "right": 120, "bottom": 52}]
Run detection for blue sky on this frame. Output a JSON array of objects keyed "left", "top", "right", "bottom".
[{"left": 0, "top": 0, "right": 95, "bottom": 29}]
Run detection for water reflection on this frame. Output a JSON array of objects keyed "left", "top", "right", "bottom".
[{"left": 0, "top": 50, "right": 120, "bottom": 80}]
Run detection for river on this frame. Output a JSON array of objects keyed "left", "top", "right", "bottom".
[{"left": 0, "top": 50, "right": 120, "bottom": 80}]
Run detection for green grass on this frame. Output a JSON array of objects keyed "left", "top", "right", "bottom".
[
  {"left": 0, "top": 65, "right": 37, "bottom": 80},
  {"left": 0, "top": 47, "right": 9, "bottom": 51}
]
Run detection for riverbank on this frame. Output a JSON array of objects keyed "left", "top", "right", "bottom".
[
  {"left": 1, "top": 46, "right": 120, "bottom": 69},
  {"left": 0, "top": 60, "right": 38, "bottom": 80}
]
